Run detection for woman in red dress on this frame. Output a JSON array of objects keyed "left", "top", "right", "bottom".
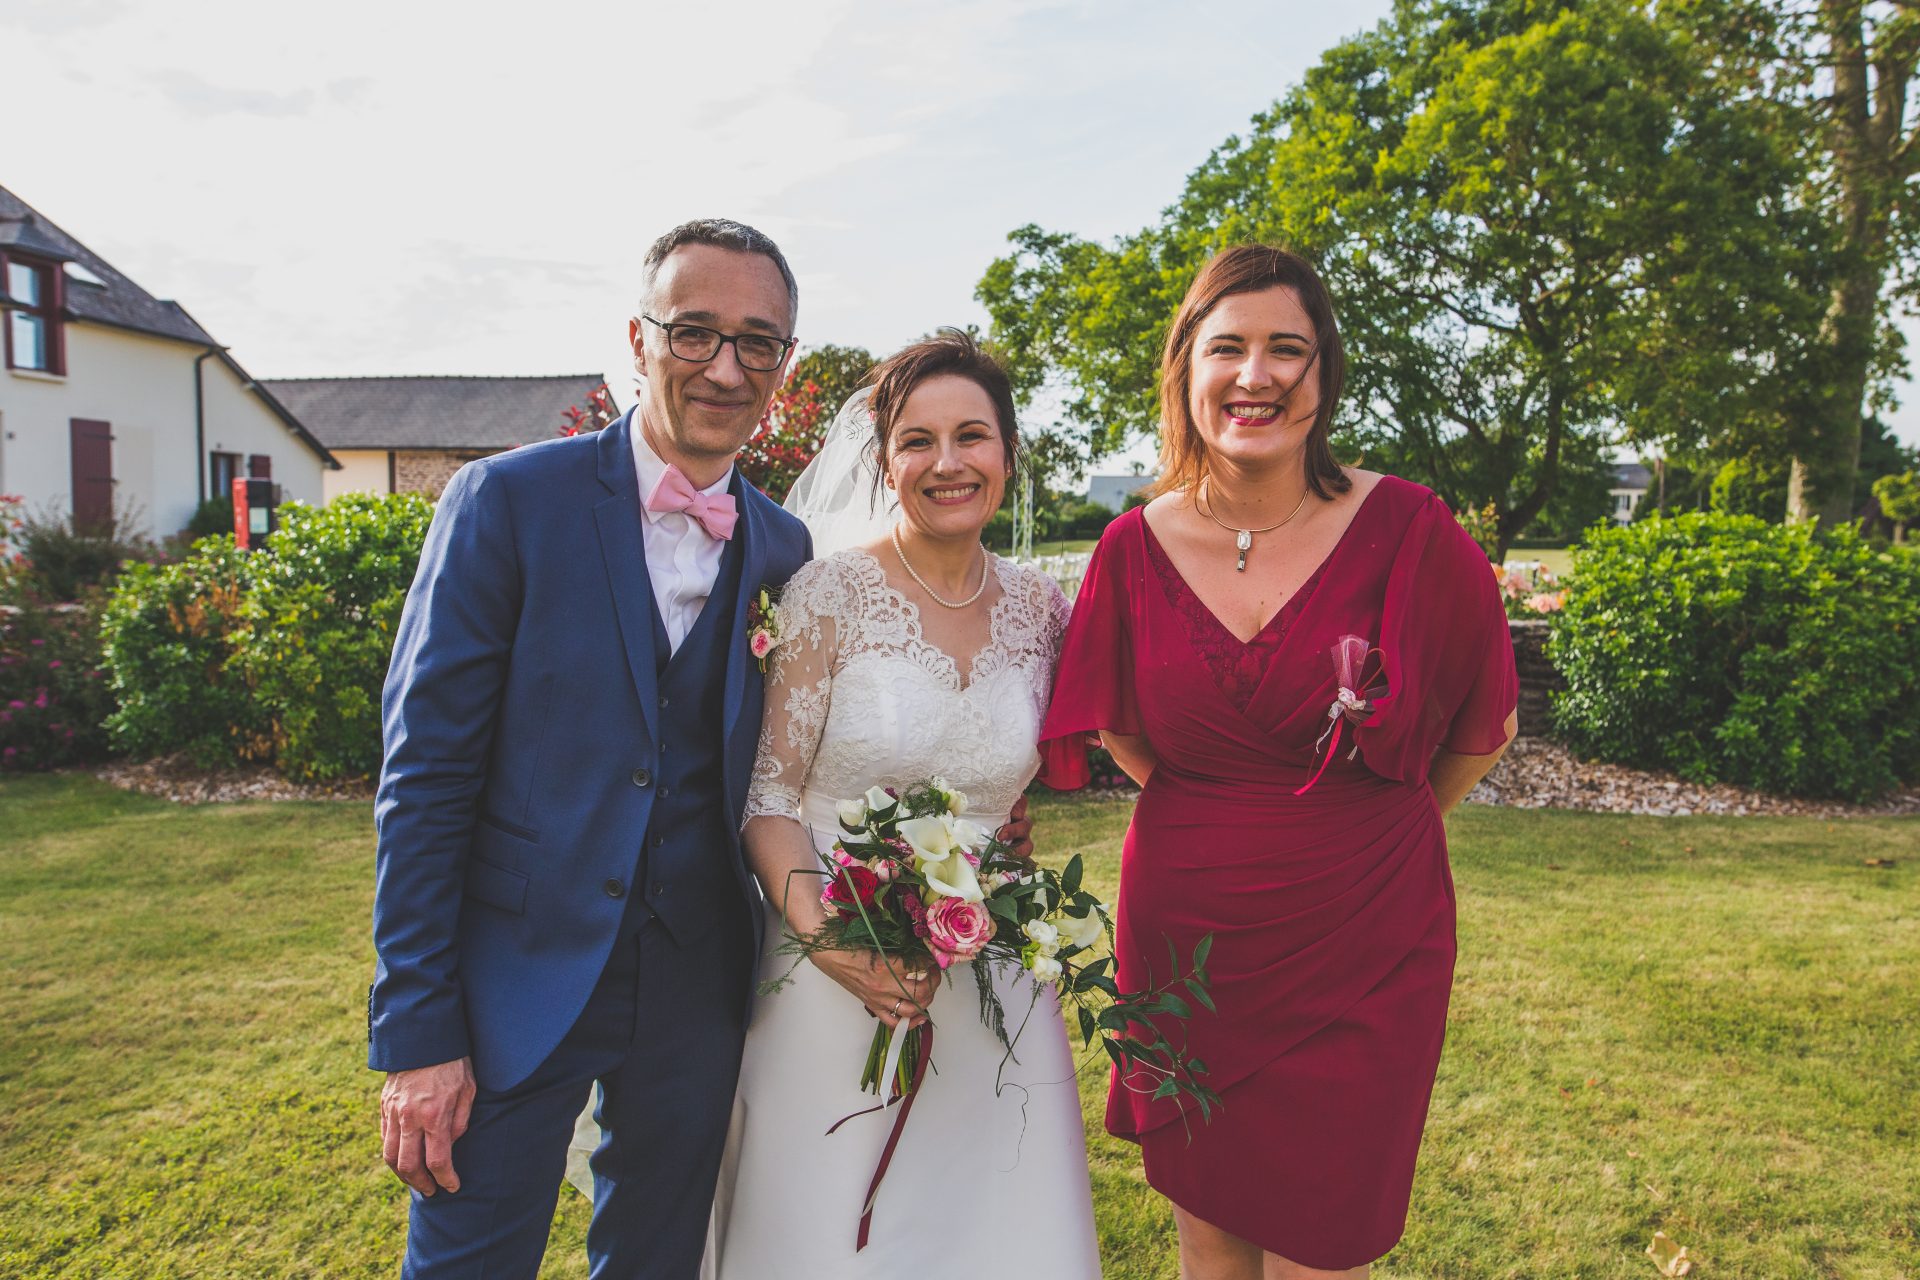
[{"left": 1041, "top": 245, "right": 1518, "bottom": 1280}]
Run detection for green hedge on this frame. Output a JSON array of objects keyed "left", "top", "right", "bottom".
[
  {"left": 0, "top": 577, "right": 115, "bottom": 772},
  {"left": 99, "top": 537, "right": 265, "bottom": 768},
  {"left": 1549, "top": 513, "right": 1920, "bottom": 801},
  {"left": 98, "top": 493, "right": 433, "bottom": 782}
]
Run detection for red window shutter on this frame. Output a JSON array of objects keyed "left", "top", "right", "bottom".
[
  {"left": 69, "top": 418, "right": 113, "bottom": 530},
  {"left": 248, "top": 453, "right": 272, "bottom": 479}
]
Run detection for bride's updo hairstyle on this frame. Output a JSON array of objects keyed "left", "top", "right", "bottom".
[
  {"left": 865, "top": 328, "right": 1023, "bottom": 501},
  {"left": 1151, "top": 244, "right": 1350, "bottom": 502}
]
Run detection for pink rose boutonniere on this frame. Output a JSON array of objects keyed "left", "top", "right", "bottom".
[{"left": 747, "top": 585, "right": 781, "bottom": 672}]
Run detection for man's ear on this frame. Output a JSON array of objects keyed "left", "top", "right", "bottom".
[{"left": 628, "top": 317, "right": 648, "bottom": 379}]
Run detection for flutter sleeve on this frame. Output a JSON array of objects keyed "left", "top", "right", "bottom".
[
  {"left": 1038, "top": 526, "right": 1143, "bottom": 790},
  {"left": 743, "top": 558, "right": 844, "bottom": 824},
  {"left": 1356, "top": 493, "right": 1519, "bottom": 782}
]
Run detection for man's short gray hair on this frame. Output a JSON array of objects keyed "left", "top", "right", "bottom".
[{"left": 639, "top": 218, "right": 799, "bottom": 330}]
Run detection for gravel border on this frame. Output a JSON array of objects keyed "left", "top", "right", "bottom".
[{"left": 91, "top": 739, "right": 1918, "bottom": 818}]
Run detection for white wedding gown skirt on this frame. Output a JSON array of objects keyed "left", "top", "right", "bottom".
[{"left": 703, "top": 792, "right": 1101, "bottom": 1279}]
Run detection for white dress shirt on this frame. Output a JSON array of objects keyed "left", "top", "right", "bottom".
[{"left": 631, "top": 418, "right": 733, "bottom": 654}]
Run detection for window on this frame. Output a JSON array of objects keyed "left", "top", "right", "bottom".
[
  {"left": 3, "top": 255, "right": 64, "bottom": 375},
  {"left": 210, "top": 452, "right": 241, "bottom": 501}
]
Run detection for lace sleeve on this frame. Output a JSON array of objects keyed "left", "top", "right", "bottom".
[{"left": 743, "top": 559, "right": 845, "bottom": 824}]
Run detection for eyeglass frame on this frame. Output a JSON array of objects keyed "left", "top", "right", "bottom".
[{"left": 640, "top": 314, "right": 796, "bottom": 373}]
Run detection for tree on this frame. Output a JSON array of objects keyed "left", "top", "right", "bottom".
[
  {"left": 980, "top": 0, "right": 1817, "bottom": 557},
  {"left": 1873, "top": 467, "right": 1920, "bottom": 538}
]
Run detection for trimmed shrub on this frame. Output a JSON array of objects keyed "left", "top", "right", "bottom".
[
  {"left": 186, "top": 497, "right": 235, "bottom": 539},
  {"left": 238, "top": 494, "right": 433, "bottom": 781},
  {"left": 1549, "top": 514, "right": 1920, "bottom": 800},
  {"left": 99, "top": 536, "right": 265, "bottom": 767}
]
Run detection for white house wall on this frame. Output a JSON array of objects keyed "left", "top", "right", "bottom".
[
  {"left": 0, "top": 323, "right": 324, "bottom": 536},
  {"left": 324, "top": 449, "right": 391, "bottom": 501}
]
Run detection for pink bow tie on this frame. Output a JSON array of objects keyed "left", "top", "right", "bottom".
[{"left": 646, "top": 464, "right": 738, "bottom": 540}]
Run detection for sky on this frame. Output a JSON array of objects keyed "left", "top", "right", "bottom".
[{"left": 7, "top": 0, "right": 1918, "bottom": 457}]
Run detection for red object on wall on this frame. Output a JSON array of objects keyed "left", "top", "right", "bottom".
[
  {"left": 69, "top": 418, "right": 112, "bottom": 530},
  {"left": 232, "top": 475, "right": 251, "bottom": 549}
]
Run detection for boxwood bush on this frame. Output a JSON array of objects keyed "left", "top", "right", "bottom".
[{"left": 1549, "top": 513, "right": 1920, "bottom": 800}]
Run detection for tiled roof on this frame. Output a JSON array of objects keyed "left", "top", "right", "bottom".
[
  {"left": 0, "top": 184, "right": 216, "bottom": 347},
  {"left": 260, "top": 375, "right": 611, "bottom": 451}
]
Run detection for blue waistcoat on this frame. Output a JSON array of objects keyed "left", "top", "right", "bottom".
[{"left": 629, "top": 525, "right": 747, "bottom": 942}]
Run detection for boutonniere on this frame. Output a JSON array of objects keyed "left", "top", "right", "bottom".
[
  {"left": 747, "top": 585, "right": 781, "bottom": 672},
  {"left": 1295, "top": 634, "right": 1387, "bottom": 796}
]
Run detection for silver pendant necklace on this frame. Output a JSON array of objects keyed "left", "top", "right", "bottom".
[
  {"left": 891, "top": 524, "right": 989, "bottom": 609},
  {"left": 1197, "top": 479, "right": 1312, "bottom": 571}
]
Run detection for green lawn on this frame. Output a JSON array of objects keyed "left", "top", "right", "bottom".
[{"left": 2, "top": 776, "right": 1915, "bottom": 1278}]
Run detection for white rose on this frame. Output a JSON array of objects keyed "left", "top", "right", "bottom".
[
  {"left": 1029, "top": 955, "right": 1063, "bottom": 984},
  {"left": 945, "top": 786, "right": 969, "bottom": 815},
  {"left": 1057, "top": 912, "right": 1103, "bottom": 951},
  {"left": 1022, "top": 919, "right": 1060, "bottom": 950},
  {"left": 835, "top": 797, "right": 868, "bottom": 829}
]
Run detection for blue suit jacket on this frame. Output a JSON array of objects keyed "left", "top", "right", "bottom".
[{"left": 368, "top": 413, "right": 812, "bottom": 1092}]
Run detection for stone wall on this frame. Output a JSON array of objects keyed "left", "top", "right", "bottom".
[
  {"left": 1509, "top": 619, "right": 1562, "bottom": 737},
  {"left": 392, "top": 450, "right": 496, "bottom": 500}
]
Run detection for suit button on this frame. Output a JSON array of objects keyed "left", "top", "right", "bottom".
[
  {"left": 651, "top": 835, "right": 665, "bottom": 849},
  {"left": 658, "top": 785, "right": 671, "bottom": 799},
  {"left": 603, "top": 878, "right": 625, "bottom": 898},
  {"left": 631, "top": 768, "right": 651, "bottom": 788},
  {"left": 651, "top": 882, "right": 667, "bottom": 896},
  {"left": 660, "top": 697, "right": 669, "bottom": 709}
]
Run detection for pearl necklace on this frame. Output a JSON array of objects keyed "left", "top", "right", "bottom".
[
  {"left": 891, "top": 524, "right": 989, "bottom": 610},
  {"left": 1197, "top": 478, "right": 1312, "bottom": 572}
]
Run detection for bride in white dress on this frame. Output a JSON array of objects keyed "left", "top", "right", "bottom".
[{"left": 708, "top": 334, "right": 1101, "bottom": 1278}]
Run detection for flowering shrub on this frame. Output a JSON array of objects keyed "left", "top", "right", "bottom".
[
  {"left": 557, "top": 382, "right": 619, "bottom": 437},
  {"left": 0, "top": 586, "right": 115, "bottom": 771},
  {"left": 1495, "top": 561, "right": 1568, "bottom": 618},
  {"left": 1549, "top": 513, "right": 1920, "bottom": 800},
  {"left": 737, "top": 370, "right": 830, "bottom": 501},
  {"left": 99, "top": 536, "right": 265, "bottom": 767}
]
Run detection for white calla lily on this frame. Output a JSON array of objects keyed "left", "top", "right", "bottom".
[
  {"left": 1057, "top": 912, "right": 1103, "bottom": 950},
  {"left": 922, "top": 848, "right": 984, "bottom": 902},
  {"left": 898, "top": 815, "right": 958, "bottom": 864}
]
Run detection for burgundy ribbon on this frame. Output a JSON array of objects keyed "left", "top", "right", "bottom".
[{"left": 825, "top": 1023, "right": 935, "bottom": 1251}]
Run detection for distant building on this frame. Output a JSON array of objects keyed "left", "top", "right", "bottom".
[
  {"left": 1609, "top": 461, "right": 1653, "bottom": 524},
  {"left": 0, "top": 184, "right": 336, "bottom": 535},
  {"left": 1085, "top": 472, "right": 1156, "bottom": 512},
  {"left": 264, "top": 374, "right": 608, "bottom": 502}
]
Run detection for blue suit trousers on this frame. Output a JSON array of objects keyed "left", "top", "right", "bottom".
[{"left": 401, "top": 909, "right": 752, "bottom": 1279}]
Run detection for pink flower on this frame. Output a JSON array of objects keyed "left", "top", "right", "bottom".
[
  {"left": 749, "top": 630, "right": 773, "bottom": 660},
  {"left": 1525, "top": 591, "right": 1566, "bottom": 613},
  {"left": 923, "top": 898, "right": 992, "bottom": 969}
]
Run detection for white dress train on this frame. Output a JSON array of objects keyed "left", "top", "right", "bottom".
[{"left": 705, "top": 549, "right": 1101, "bottom": 1279}]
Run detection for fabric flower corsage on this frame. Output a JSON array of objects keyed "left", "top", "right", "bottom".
[{"left": 747, "top": 585, "right": 781, "bottom": 671}]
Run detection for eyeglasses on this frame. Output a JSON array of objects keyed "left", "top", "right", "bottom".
[{"left": 642, "top": 315, "right": 795, "bottom": 373}]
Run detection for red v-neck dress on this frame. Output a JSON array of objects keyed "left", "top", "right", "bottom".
[{"left": 1040, "top": 477, "right": 1517, "bottom": 1269}]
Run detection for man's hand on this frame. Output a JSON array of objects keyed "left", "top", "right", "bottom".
[
  {"left": 810, "top": 948, "right": 939, "bottom": 1029},
  {"left": 996, "top": 793, "right": 1035, "bottom": 860},
  {"left": 381, "top": 1057, "right": 477, "bottom": 1196}
]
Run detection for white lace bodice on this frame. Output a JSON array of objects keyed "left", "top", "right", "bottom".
[{"left": 744, "top": 549, "right": 1070, "bottom": 828}]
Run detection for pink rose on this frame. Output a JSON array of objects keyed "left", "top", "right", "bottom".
[
  {"left": 749, "top": 630, "right": 773, "bottom": 660},
  {"left": 923, "top": 898, "right": 992, "bottom": 970}
]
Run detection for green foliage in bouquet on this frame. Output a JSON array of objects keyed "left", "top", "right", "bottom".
[
  {"left": 1548, "top": 513, "right": 1920, "bottom": 800},
  {"left": 99, "top": 535, "right": 265, "bottom": 768},
  {"left": 768, "top": 779, "right": 1219, "bottom": 1122},
  {"left": 236, "top": 494, "right": 433, "bottom": 781}
]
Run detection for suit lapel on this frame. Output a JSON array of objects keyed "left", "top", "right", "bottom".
[
  {"left": 592, "top": 412, "right": 661, "bottom": 747},
  {"left": 722, "top": 474, "right": 768, "bottom": 745}
]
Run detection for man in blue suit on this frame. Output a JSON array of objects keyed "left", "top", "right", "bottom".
[{"left": 367, "top": 220, "right": 823, "bottom": 1278}]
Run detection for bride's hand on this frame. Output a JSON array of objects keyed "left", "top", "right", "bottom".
[{"left": 810, "top": 948, "right": 938, "bottom": 1029}]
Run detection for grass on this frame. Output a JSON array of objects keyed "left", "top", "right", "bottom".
[{"left": 1, "top": 776, "right": 1915, "bottom": 1278}]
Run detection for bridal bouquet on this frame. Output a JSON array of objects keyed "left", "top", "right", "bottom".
[{"left": 764, "top": 777, "right": 1218, "bottom": 1118}]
